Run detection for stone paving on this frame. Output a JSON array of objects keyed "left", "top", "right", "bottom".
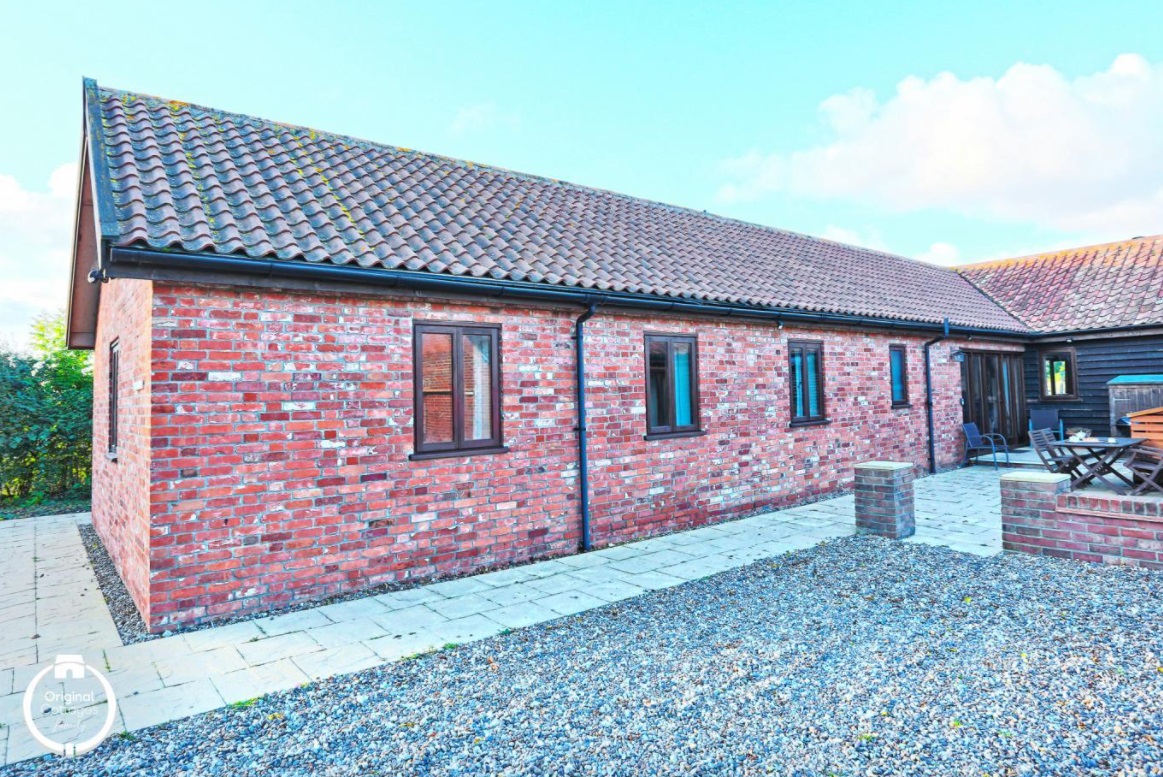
[{"left": 0, "top": 467, "right": 1003, "bottom": 766}]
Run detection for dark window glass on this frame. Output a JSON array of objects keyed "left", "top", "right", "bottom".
[
  {"left": 462, "top": 334, "right": 494, "bottom": 442},
  {"left": 419, "top": 332, "right": 454, "bottom": 445},
  {"left": 414, "top": 323, "right": 502, "bottom": 455},
  {"left": 645, "top": 334, "right": 699, "bottom": 436},
  {"left": 108, "top": 340, "right": 120, "bottom": 455},
  {"left": 1040, "top": 350, "right": 1076, "bottom": 399},
  {"left": 890, "top": 345, "right": 909, "bottom": 406},
  {"left": 789, "top": 341, "right": 826, "bottom": 423},
  {"left": 647, "top": 339, "right": 670, "bottom": 430}
]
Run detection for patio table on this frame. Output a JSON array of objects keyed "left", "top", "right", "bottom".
[{"left": 1056, "top": 437, "right": 1146, "bottom": 494}]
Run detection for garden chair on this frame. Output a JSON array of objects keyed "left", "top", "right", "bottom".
[
  {"left": 1030, "top": 428, "right": 1080, "bottom": 479},
  {"left": 1126, "top": 446, "right": 1163, "bottom": 496},
  {"left": 1028, "top": 407, "right": 1065, "bottom": 440},
  {"left": 963, "top": 422, "right": 1009, "bottom": 469}
]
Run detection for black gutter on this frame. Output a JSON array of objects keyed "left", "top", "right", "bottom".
[
  {"left": 1029, "top": 322, "right": 1163, "bottom": 340},
  {"left": 105, "top": 247, "right": 1031, "bottom": 338},
  {"left": 574, "top": 303, "right": 599, "bottom": 551},
  {"left": 923, "top": 318, "right": 951, "bottom": 473}
]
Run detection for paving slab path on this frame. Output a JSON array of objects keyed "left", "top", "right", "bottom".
[{"left": 0, "top": 467, "right": 1003, "bottom": 765}]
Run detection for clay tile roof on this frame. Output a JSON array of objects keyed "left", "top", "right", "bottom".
[
  {"left": 958, "top": 236, "right": 1163, "bottom": 333},
  {"left": 86, "top": 82, "right": 1028, "bottom": 333}
]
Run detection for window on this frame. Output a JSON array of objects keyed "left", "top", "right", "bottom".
[
  {"left": 108, "top": 340, "right": 120, "bottom": 457},
  {"left": 1040, "top": 349, "right": 1077, "bottom": 400},
  {"left": 645, "top": 334, "right": 700, "bottom": 438},
  {"left": 789, "top": 340, "right": 826, "bottom": 424},
  {"left": 889, "top": 345, "right": 909, "bottom": 406},
  {"left": 413, "top": 322, "right": 503, "bottom": 457}
]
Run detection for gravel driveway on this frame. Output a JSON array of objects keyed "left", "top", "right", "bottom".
[{"left": 10, "top": 536, "right": 1163, "bottom": 776}]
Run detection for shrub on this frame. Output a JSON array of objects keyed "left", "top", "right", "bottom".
[{"left": 0, "top": 312, "right": 92, "bottom": 500}]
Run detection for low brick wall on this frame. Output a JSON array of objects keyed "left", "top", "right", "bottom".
[
  {"left": 1001, "top": 471, "right": 1163, "bottom": 569},
  {"left": 854, "top": 461, "right": 915, "bottom": 539}
]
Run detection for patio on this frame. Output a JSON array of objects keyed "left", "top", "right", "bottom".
[
  {"left": 0, "top": 467, "right": 1003, "bottom": 766},
  {"left": 7, "top": 517, "right": 1163, "bottom": 775}
]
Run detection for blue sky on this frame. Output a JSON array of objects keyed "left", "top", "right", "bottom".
[{"left": 2, "top": 0, "right": 1162, "bottom": 345}]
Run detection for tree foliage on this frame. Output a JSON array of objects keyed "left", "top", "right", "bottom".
[{"left": 0, "top": 311, "right": 92, "bottom": 500}]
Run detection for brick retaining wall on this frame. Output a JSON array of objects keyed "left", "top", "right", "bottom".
[{"left": 1001, "top": 471, "right": 1163, "bottom": 569}]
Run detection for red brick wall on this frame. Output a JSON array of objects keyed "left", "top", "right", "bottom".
[
  {"left": 91, "top": 278, "right": 153, "bottom": 624},
  {"left": 584, "top": 316, "right": 982, "bottom": 542},
  {"left": 1002, "top": 473, "right": 1163, "bottom": 569},
  {"left": 93, "top": 280, "right": 1019, "bottom": 630},
  {"left": 145, "top": 285, "right": 580, "bottom": 629}
]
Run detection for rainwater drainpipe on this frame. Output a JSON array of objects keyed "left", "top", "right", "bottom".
[
  {"left": 575, "top": 302, "right": 599, "bottom": 551},
  {"left": 924, "top": 318, "right": 951, "bottom": 473}
]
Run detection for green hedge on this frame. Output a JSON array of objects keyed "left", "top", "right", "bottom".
[{"left": 0, "top": 312, "right": 92, "bottom": 500}]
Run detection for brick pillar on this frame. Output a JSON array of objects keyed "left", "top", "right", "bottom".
[
  {"left": 854, "top": 461, "right": 916, "bottom": 539},
  {"left": 1000, "top": 471, "right": 1070, "bottom": 556}
]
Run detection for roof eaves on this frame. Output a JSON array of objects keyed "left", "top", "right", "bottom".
[{"left": 107, "top": 244, "right": 1035, "bottom": 337}]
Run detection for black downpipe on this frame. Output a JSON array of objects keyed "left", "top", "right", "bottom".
[
  {"left": 924, "top": 318, "right": 951, "bottom": 473},
  {"left": 575, "top": 303, "right": 598, "bottom": 551}
]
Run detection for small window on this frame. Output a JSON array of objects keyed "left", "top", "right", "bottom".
[
  {"left": 645, "top": 334, "right": 700, "bottom": 437},
  {"left": 889, "top": 345, "right": 909, "bottom": 406},
  {"left": 413, "top": 322, "right": 503, "bottom": 456},
  {"left": 1040, "top": 349, "right": 1077, "bottom": 400},
  {"left": 789, "top": 340, "right": 826, "bottom": 424},
  {"left": 108, "top": 340, "right": 120, "bottom": 456}
]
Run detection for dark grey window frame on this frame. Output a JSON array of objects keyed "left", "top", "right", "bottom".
[
  {"left": 1039, "top": 348, "right": 1078, "bottom": 401},
  {"left": 789, "top": 340, "right": 827, "bottom": 426},
  {"left": 889, "top": 344, "right": 910, "bottom": 407},
  {"left": 411, "top": 322, "right": 506, "bottom": 460},
  {"left": 108, "top": 339, "right": 120, "bottom": 459},
  {"left": 644, "top": 333, "right": 703, "bottom": 440}
]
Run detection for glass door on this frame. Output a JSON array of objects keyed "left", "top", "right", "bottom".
[{"left": 961, "top": 351, "right": 1028, "bottom": 444}]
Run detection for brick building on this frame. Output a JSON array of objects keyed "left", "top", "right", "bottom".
[{"left": 67, "top": 80, "right": 1036, "bottom": 631}]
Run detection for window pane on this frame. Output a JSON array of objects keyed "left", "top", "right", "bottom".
[
  {"left": 673, "top": 342, "right": 693, "bottom": 427},
  {"left": 1044, "top": 356, "right": 1071, "bottom": 396},
  {"left": 420, "top": 332, "right": 454, "bottom": 444},
  {"left": 463, "top": 333, "right": 493, "bottom": 441},
  {"left": 647, "top": 340, "right": 670, "bottom": 429},
  {"left": 890, "top": 349, "right": 906, "bottom": 403},
  {"left": 791, "top": 350, "right": 804, "bottom": 418},
  {"left": 806, "top": 350, "right": 821, "bottom": 416},
  {"left": 109, "top": 343, "right": 119, "bottom": 453}
]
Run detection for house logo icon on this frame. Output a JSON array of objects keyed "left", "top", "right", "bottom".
[{"left": 22, "top": 654, "right": 118, "bottom": 757}]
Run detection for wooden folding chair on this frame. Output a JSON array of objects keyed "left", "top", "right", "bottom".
[
  {"left": 1030, "top": 428, "right": 1080, "bottom": 479},
  {"left": 1126, "top": 446, "right": 1163, "bottom": 496}
]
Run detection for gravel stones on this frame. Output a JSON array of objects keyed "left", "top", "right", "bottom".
[{"left": 20, "top": 536, "right": 1163, "bottom": 776}]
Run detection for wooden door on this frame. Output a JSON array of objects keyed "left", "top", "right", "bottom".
[{"left": 962, "top": 351, "right": 1028, "bottom": 445}]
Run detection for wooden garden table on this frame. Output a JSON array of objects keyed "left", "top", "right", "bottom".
[{"left": 1056, "top": 437, "right": 1146, "bottom": 494}]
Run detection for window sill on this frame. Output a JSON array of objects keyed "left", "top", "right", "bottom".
[
  {"left": 891, "top": 402, "right": 912, "bottom": 409},
  {"left": 409, "top": 446, "right": 510, "bottom": 462},
  {"left": 644, "top": 429, "right": 706, "bottom": 441},
  {"left": 789, "top": 419, "right": 830, "bottom": 428},
  {"left": 105, "top": 452, "right": 118, "bottom": 462},
  {"left": 1038, "top": 396, "right": 1080, "bottom": 403}
]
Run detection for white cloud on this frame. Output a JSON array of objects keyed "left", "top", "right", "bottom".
[
  {"left": 916, "top": 242, "right": 961, "bottom": 266},
  {"left": 717, "top": 54, "right": 1163, "bottom": 237},
  {"left": 0, "top": 162, "right": 78, "bottom": 349},
  {"left": 449, "top": 102, "right": 521, "bottom": 137}
]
